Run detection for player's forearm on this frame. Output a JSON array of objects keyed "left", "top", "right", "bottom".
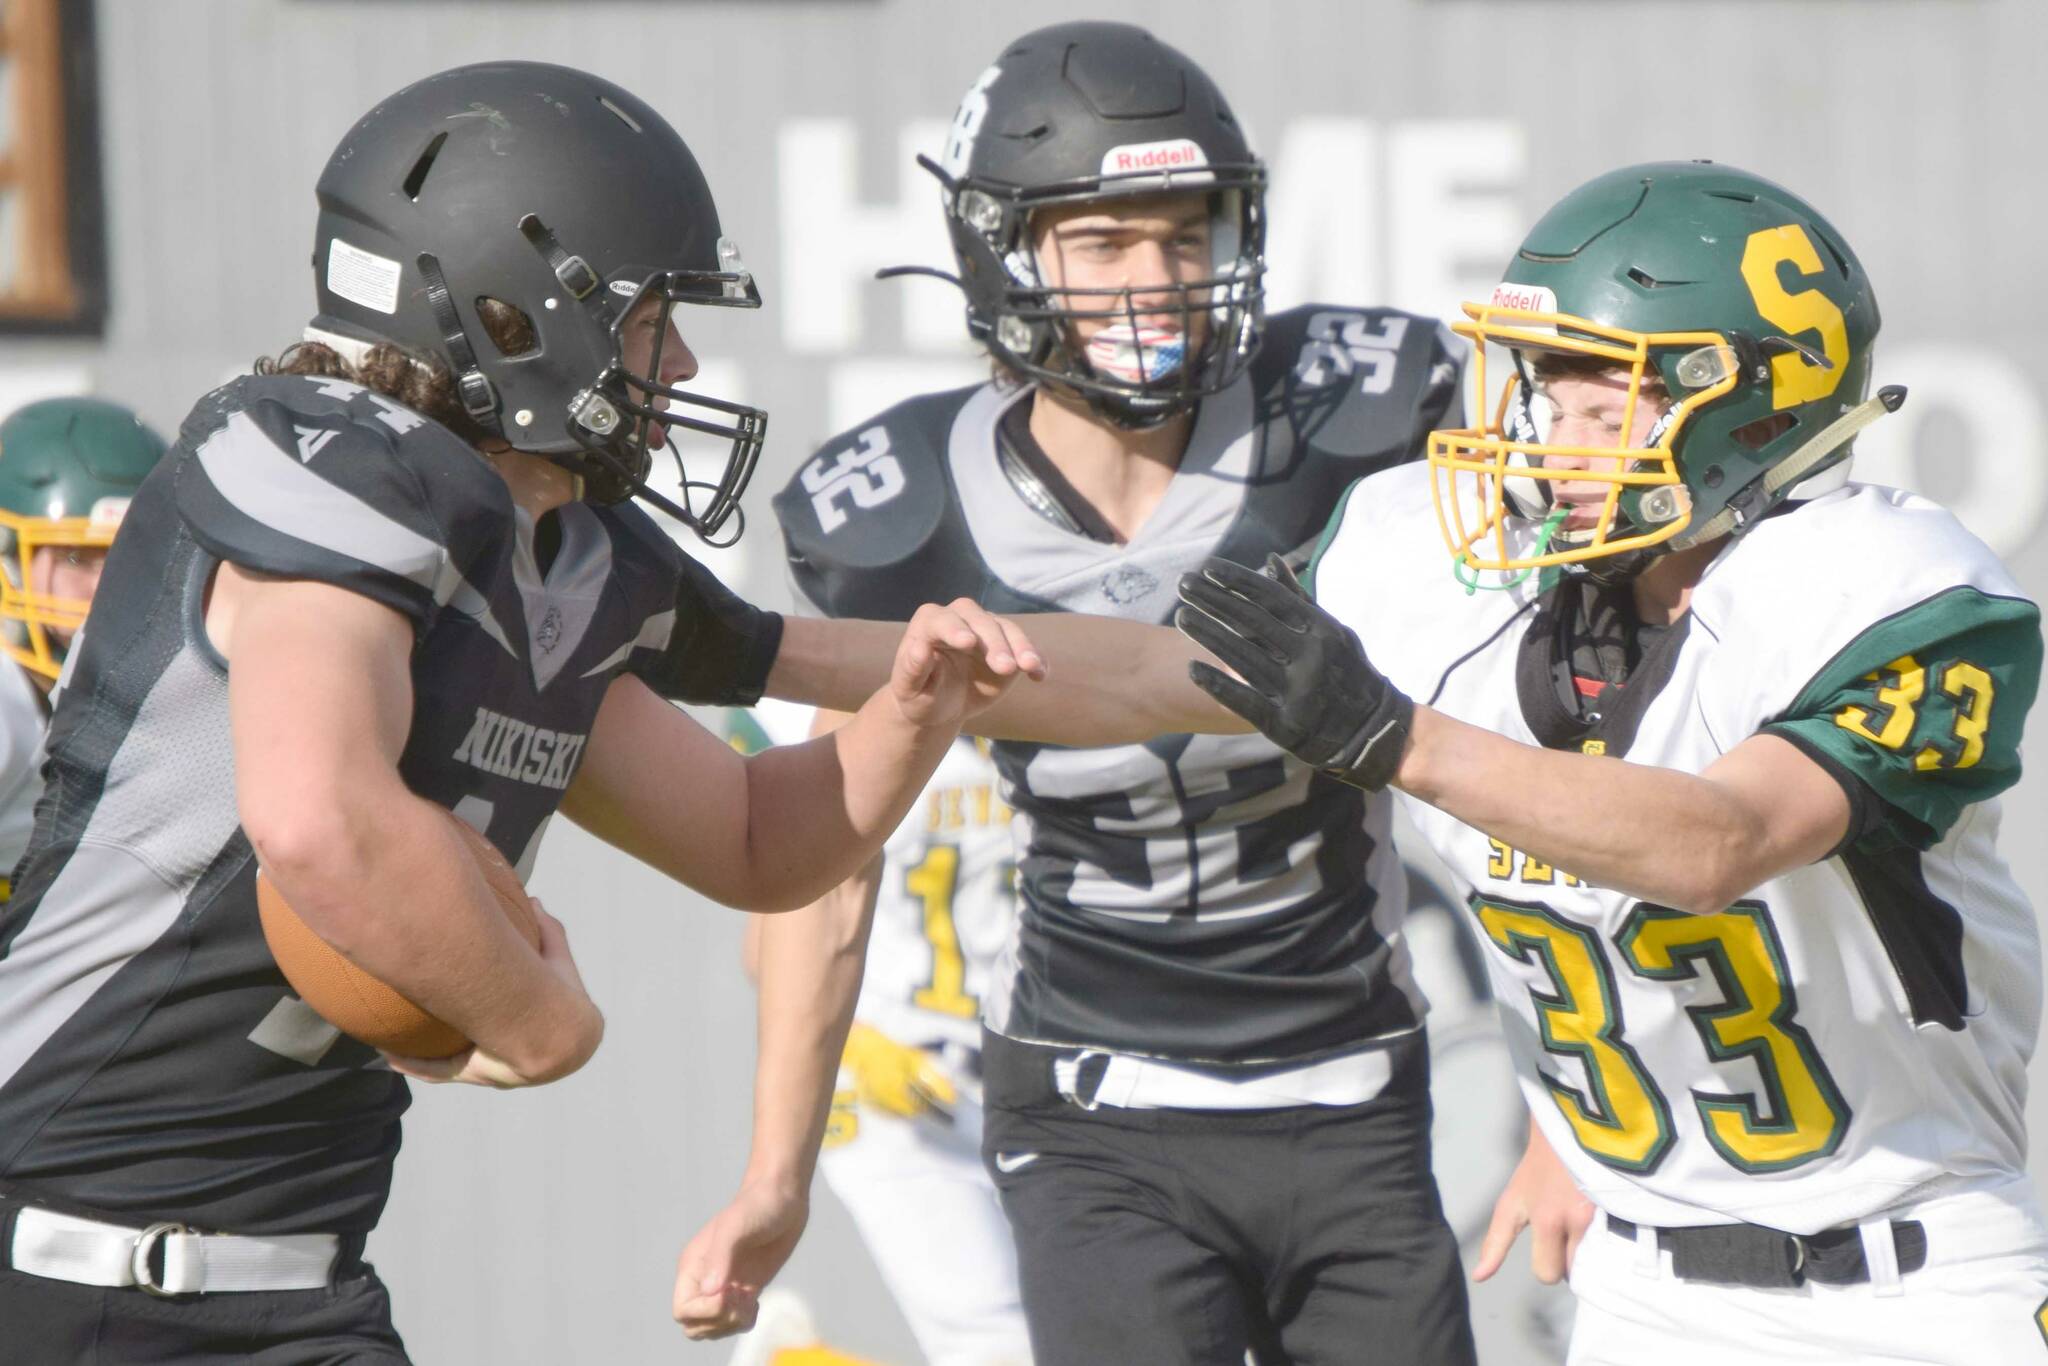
[
  {"left": 733, "top": 689, "right": 954, "bottom": 911},
  {"left": 763, "top": 616, "right": 901, "bottom": 713},
  {"left": 768, "top": 613, "right": 1244, "bottom": 745},
  {"left": 742, "top": 875, "right": 876, "bottom": 1192},
  {"left": 1396, "top": 707, "right": 1794, "bottom": 915},
  {"left": 970, "top": 614, "right": 1249, "bottom": 743},
  {"left": 253, "top": 786, "right": 596, "bottom": 1073}
]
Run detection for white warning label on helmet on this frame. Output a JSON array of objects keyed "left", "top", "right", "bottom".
[
  {"left": 326, "top": 238, "right": 403, "bottom": 316},
  {"left": 1100, "top": 138, "right": 1211, "bottom": 178}
]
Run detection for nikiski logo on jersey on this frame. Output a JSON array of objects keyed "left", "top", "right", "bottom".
[
  {"left": 450, "top": 706, "right": 587, "bottom": 790},
  {"left": 535, "top": 606, "right": 564, "bottom": 655}
]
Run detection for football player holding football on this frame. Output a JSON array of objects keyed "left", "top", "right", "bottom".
[
  {"left": 957, "top": 161, "right": 2038, "bottom": 1365},
  {"left": 0, "top": 397, "right": 166, "bottom": 897},
  {"left": 768, "top": 22, "right": 1474, "bottom": 1365},
  {"left": 0, "top": 63, "right": 1036, "bottom": 1364}
]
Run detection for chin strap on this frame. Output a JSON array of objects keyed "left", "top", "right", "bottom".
[
  {"left": 415, "top": 252, "right": 501, "bottom": 430},
  {"left": 1673, "top": 385, "right": 1907, "bottom": 549}
]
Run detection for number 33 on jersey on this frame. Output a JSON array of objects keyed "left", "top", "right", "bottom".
[{"left": 1316, "top": 461, "right": 2043, "bottom": 1236}]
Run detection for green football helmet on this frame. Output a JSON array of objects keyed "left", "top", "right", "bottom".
[
  {"left": 1429, "top": 161, "right": 1896, "bottom": 575},
  {"left": 0, "top": 396, "right": 168, "bottom": 678}
]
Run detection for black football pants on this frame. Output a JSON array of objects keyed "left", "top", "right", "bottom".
[
  {"left": 982, "top": 1032, "right": 1476, "bottom": 1366},
  {"left": 0, "top": 1196, "right": 409, "bottom": 1364}
]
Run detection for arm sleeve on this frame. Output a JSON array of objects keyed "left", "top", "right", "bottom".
[
  {"left": 173, "top": 397, "right": 456, "bottom": 633},
  {"left": 631, "top": 549, "right": 785, "bottom": 707},
  {"left": 1762, "top": 586, "right": 2043, "bottom": 851}
]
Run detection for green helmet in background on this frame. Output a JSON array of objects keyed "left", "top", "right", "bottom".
[
  {"left": 0, "top": 396, "right": 168, "bottom": 679},
  {"left": 1429, "top": 161, "right": 1895, "bottom": 576}
]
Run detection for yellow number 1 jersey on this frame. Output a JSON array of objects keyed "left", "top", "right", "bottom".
[
  {"left": 1311, "top": 463, "right": 2043, "bottom": 1235},
  {"left": 728, "top": 701, "right": 1017, "bottom": 1052}
]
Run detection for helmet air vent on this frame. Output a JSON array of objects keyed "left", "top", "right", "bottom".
[
  {"left": 475, "top": 297, "right": 539, "bottom": 358},
  {"left": 402, "top": 132, "right": 449, "bottom": 202},
  {"left": 597, "top": 96, "right": 643, "bottom": 134},
  {"left": 1815, "top": 231, "right": 1852, "bottom": 278},
  {"left": 1626, "top": 267, "right": 1687, "bottom": 290}
]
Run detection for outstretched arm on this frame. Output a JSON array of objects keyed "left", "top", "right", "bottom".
[
  {"left": 769, "top": 604, "right": 1248, "bottom": 746},
  {"left": 565, "top": 603, "right": 1040, "bottom": 912},
  {"left": 1176, "top": 557, "right": 1850, "bottom": 914}
]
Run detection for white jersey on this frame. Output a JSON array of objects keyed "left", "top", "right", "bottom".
[
  {"left": 0, "top": 660, "right": 46, "bottom": 891},
  {"left": 732, "top": 700, "right": 1017, "bottom": 1051},
  {"left": 1313, "top": 465, "right": 2042, "bottom": 1235}
]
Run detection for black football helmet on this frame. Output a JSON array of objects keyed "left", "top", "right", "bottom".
[
  {"left": 912, "top": 23, "right": 1266, "bottom": 428},
  {"left": 310, "top": 61, "right": 764, "bottom": 541}
]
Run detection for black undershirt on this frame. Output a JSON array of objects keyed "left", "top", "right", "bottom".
[
  {"left": 994, "top": 399, "right": 1129, "bottom": 546},
  {"left": 1562, "top": 577, "right": 1667, "bottom": 724},
  {"left": 1515, "top": 573, "right": 1691, "bottom": 757}
]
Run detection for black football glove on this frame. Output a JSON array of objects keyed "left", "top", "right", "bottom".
[
  {"left": 1175, "top": 555, "right": 1414, "bottom": 792},
  {"left": 645, "top": 553, "right": 785, "bottom": 706}
]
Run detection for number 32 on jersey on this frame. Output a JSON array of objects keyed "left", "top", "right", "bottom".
[{"left": 1478, "top": 896, "right": 1850, "bottom": 1174}]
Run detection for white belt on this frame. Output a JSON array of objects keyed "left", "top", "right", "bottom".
[
  {"left": 9, "top": 1206, "right": 341, "bottom": 1295},
  {"left": 1053, "top": 1044, "right": 1396, "bottom": 1111}
]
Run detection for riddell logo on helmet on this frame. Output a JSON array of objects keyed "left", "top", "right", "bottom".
[
  {"left": 1489, "top": 283, "right": 1558, "bottom": 315},
  {"left": 1100, "top": 139, "right": 1210, "bottom": 176}
]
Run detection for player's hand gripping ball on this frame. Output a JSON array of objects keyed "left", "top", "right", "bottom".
[{"left": 256, "top": 810, "right": 539, "bottom": 1058}]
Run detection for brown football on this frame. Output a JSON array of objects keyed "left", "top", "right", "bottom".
[{"left": 257, "top": 810, "right": 540, "bottom": 1059}]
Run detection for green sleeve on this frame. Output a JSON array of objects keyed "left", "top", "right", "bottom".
[{"left": 1764, "top": 586, "right": 2042, "bottom": 850}]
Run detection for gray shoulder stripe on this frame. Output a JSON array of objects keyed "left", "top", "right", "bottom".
[
  {"left": 582, "top": 608, "right": 676, "bottom": 678},
  {"left": 435, "top": 562, "right": 517, "bottom": 657},
  {"left": 197, "top": 411, "right": 445, "bottom": 588}
]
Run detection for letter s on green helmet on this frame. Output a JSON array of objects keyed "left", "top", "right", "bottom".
[
  {"left": 0, "top": 396, "right": 168, "bottom": 679},
  {"left": 1428, "top": 161, "right": 1890, "bottom": 576}
]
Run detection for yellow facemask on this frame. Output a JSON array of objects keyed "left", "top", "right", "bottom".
[
  {"left": 0, "top": 500, "right": 126, "bottom": 680},
  {"left": 1427, "top": 301, "right": 1742, "bottom": 574}
]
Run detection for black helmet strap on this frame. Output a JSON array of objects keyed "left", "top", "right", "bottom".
[
  {"left": 519, "top": 214, "right": 613, "bottom": 328},
  {"left": 416, "top": 251, "right": 501, "bottom": 430}
]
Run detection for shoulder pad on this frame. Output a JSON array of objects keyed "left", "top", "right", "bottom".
[
  {"left": 774, "top": 384, "right": 991, "bottom": 620},
  {"left": 172, "top": 373, "right": 504, "bottom": 631},
  {"left": 1698, "top": 484, "right": 2029, "bottom": 654},
  {"left": 1250, "top": 304, "right": 1465, "bottom": 463}
]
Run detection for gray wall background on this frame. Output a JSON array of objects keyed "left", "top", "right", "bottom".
[{"left": 6, "top": 1, "right": 2042, "bottom": 1361}]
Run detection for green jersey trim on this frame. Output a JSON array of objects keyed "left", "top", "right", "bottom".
[
  {"left": 1763, "top": 586, "right": 2041, "bottom": 850},
  {"left": 1300, "top": 477, "right": 1363, "bottom": 601}
]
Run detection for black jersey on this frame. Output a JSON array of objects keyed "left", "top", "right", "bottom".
[
  {"left": 777, "top": 306, "right": 1462, "bottom": 1066},
  {"left": 0, "top": 373, "right": 688, "bottom": 1235}
]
